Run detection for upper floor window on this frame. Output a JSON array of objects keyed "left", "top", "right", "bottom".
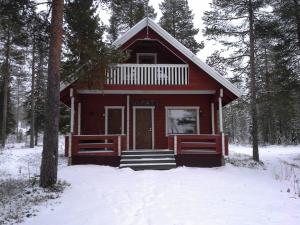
[{"left": 137, "top": 53, "right": 157, "bottom": 64}]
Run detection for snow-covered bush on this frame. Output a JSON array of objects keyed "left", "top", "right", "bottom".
[{"left": 226, "top": 153, "right": 265, "bottom": 169}]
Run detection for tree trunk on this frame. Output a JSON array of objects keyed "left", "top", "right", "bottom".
[
  {"left": 30, "top": 36, "right": 36, "bottom": 148},
  {"left": 16, "top": 77, "right": 20, "bottom": 143},
  {"left": 35, "top": 124, "right": 38, "bottom": 146},
  {"left": 264, "top": 47, "right": 274, "bottom": 144},
  {"left": 40, "top": 0, "right": 64, "bottom": 188},
  {"left": 249, "top": 0, "right": 259, "bottom": 161},
  {"left": 1, "top": 33, "right": 11, "bottom": 148},
  {"left": 293, "top": 0, "right": 300, "bottom": 47}
]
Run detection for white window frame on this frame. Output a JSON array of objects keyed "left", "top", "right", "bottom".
[
  {"left": 165, "top": 106, "right": 200, "bottom": 136},
  {"left": 136, "top": 53, "right": 157, "bottom": 64},
  {"left": 105, "top": 106, "right": 125, "bottom": 135},
  {"left": 133, "top": 106, "right": 155, "bottom": 150}
]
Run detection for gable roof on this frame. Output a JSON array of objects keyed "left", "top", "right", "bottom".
[
  {"left": 113, "top": 18, "right": 242, "bottom": 97},
  {"left": 60, "top": 18, "right": 242, "bottom": 97}
]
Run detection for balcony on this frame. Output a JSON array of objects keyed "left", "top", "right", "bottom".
[{"left": 106, "top": 64, "right": 189, "bottom": 85}]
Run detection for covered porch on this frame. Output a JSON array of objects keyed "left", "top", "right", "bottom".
[{"left": 63, "top": 87, "right": 229, "bottom": 168}]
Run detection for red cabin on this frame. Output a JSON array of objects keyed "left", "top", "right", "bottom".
[{"left": 60, "top": 18, "right": 242, "bottom": 169}]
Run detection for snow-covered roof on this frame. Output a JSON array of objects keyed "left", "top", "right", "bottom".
[{"left": 113, "top": 18, "right": 242, "bottom": 97}]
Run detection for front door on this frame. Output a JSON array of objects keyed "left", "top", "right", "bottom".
[
  {"left": 107, "top": 108, "right": 123, "bottom": 134},
  {"left": 135, "top": 108, "right": 153, "bottom": 149}
]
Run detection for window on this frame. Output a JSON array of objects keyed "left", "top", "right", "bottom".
[
  {"left": 137, "top": 53, "right": 157, "bottom": 64},
  {"left": 105, "top": 107, "right": 124, "bottom": 135},
  {"left": 165, "top": 107, "right": 199, "bottom": 135}
]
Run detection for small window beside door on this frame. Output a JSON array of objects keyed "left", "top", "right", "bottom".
[{"left": 137, "top": 53, "right": 157, "bottom": 64}]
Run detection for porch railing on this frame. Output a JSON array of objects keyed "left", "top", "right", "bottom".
[
  {"left": 106, "top": 64, "right": 189, "bottom": 85},
  {"left": 70, "top": 135, "right": 127, "bottom": 156},
  {"left": 168, "top": 134, "right": 228, "bottom": 155}
]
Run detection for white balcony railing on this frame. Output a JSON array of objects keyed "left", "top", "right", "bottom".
[{"left": 106, "top": 64, "right": 189, "bottom": 85}]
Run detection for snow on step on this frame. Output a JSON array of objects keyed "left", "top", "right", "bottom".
[{"left": 120, "top": 162, "right": 176, "bottom": 167}]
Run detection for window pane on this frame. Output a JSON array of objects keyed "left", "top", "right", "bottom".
[{"left": 167, "top": 109, "right": 197, "bottom": 134}]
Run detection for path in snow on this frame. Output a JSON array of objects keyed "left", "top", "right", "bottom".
[{"left": 20, "top": 164, "right": 300, "bottom": 225}]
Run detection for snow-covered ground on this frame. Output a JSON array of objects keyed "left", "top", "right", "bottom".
[
  {"left": 0, "top": 144, "right": 299, "bottom": 225},
  {"left": 0, "top": 141, "right": 67, "bottom": 180}
]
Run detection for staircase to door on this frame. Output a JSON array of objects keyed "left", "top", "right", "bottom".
[{"left": 120, "top": 150, "right": 176, "bottom": 170}]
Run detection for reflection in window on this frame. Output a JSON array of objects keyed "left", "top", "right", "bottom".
[{"left": 167, "top": 109, "right": 198, "bottom": 134}]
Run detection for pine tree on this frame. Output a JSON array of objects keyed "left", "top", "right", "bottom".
[
  {"left": 40, "top": 0, "right": 64, "bottom": 188},
  {"left": 34, "top": 40, "right": 48, "bottom": 145},
  {"left": 0, "top": 0, "right": 28, "bottom": 147},
  {"left": 203, "top": 0, "right": 271, "bottom": 161},
  {"left": 204, "top": 0, "right": 300, "bottom": 147},
  {"left": 13, "top": 70, "right": 27, "bottom": 142},
  {"left": 63, "top": 0, "right": 126, "bottom": 86},
  {"left": 254, "top": 0, "right": 300, "bottom": 144},
  {"left": 108, "top": 0, "right": 156, "bottom": 43},
  {"left": 23, "top": 8, "right": 49, "bottom": 147},
  {"left": 159, "top": 0, "right": 203, "bottom": 54}
]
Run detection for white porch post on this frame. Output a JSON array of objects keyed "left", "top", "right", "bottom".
[
  {"left": 126, "top": 95, "right": 130, "bottom": 150},
  {"left": 69, "top": 88, "right": 74, "bottom": 163},
  {"left": 218, "top": 88, "right": 225, "bottom": 156},
  {"left": 70, "top": 89, "right": 75, "bottom": 133},
  {"left": 77, "top": 102, "right": 81, "bottom": 135},
  {"left": 211, "top": 102, "right": 215, "bottom": 135}
]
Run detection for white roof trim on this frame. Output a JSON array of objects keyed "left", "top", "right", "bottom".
[{"left": 113, "top": 18, "right": 242, "bottom": 97}]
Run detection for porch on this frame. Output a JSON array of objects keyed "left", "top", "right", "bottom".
[
  {"left": 65, "top": 134, "right": 228, "bottom": 169},
  {"left": 63, "top": 85, "right": 229, "bottom": 168}
]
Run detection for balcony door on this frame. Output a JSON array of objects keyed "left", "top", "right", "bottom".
[{"left": 137, "top": 53, "right": 157, "bottom": 64}]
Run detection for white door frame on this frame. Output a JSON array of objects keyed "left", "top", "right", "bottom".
[
  {"left": 105, "top": 106, "right": 125, "bottom": 135},
  {"left": 133, "top": 106, "right": 155, "bottom": 150}
]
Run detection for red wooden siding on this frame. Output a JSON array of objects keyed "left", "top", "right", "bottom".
[{"left": 124, "top": 40, "right": 184, "bottom": 64}]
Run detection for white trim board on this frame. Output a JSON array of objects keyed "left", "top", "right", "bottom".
[
  {"left": 133, "top": 106, "right": 155, "bottom": 150},
  {"left": 77, "top": 89, "right": 216, "bottom": 95},
  {"left": 78, "top": 102, "right": 81, "bottom": 135},
  {"left": 105, "top": 106, "right": 125, "bottom": 135},
  {"left": 112, "top": 18, "right": 242, "bottom": 97},
  {"left": 165, "top": 106, "right": 200, "bottom": 136}
]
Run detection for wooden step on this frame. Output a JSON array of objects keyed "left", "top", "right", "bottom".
[
  {"left": 121, "top": 158, "right": 175, "bottom": 164},
  {"left": 120, "top": 149, "right": 176, "bottom": 170},
  {"left": 120, "top": 162, "right": 177, "bottom": 170}
]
